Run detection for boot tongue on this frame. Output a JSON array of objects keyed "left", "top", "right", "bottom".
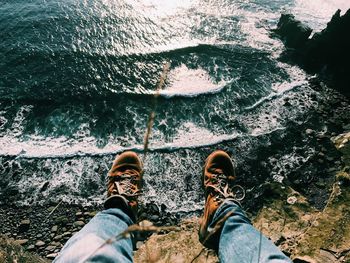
[
  {"left": 209, "top": 168, "right": 235, "bottom": 182},
  {"left": 110, "top": 165, "right": 140, "bottom": 177}
]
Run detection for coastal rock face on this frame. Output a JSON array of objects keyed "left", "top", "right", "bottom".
[
  {"left": 275, "top": 9, "right": 350, "bottom": 97},
  {"left": 274, "top": 14, "right": 312, "bottom": 48},
  {"left": 254, "top": 131, "right": 350, "bottom": 263}
]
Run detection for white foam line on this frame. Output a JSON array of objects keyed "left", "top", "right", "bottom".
[
  {"left": 0, "top": 127, "right": 287, "bottom": 160},
  {"left": 244, "top": 80, "right": 307, "bottom": 111},
  {"left": 158, "top": 80, "right": 231, "bottom": 98}
]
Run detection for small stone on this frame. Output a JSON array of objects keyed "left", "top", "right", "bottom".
[
  {"left": 150, "top": 215, "right": 159, "bottom": 222},
  {"left": 148, "top": 203, "right": 159, "bottom": 214},
  {"left": 305, "top": 129, "right": 314, "bottom": 135},
  {"left": 36, "top": 234, "right": 43, "bottom": 239},
  {"left": 89, "top": 211, "right": 97, "bottom": 217},
  {"left": 19, "top": 219, "right": 30, "bottom": 232},
  {"left": 62, "top": 231, "right": 72, "bottom": 237},
  {"left": 316, "top": 181, "right": 326, "bottom": 187},
  {"left": 326, "top": 156, "right": 334, "bottom": 162},
  {"left": 56, "top": 216, "right": 68, "bottom": 225},
  {"left": 317, "top": 133, "right": 327, "bottom": 139},
  {"left": 35, "top": 240, "right": 45, "bottom": 247},
  {"left": 73, "top": 221, "right": 85, "bottom": 227},
  {"left": 16, "top": 239, "right": 29, "bottom": 245},
  {"left": 46, "top": 253, "right": 58, "bottom": 259},
  {"left": 75, "top": 212, "right": 83, "bottom": 217},
  {"left": 27, "top": 245, "right": 35, "bottom": 251},
  {"left": 53, "top": 235, "right": 62, "bottom": 241},
  {"left": 318, "top": 152, "right": 325, "bottom": 157},
  {"left": 160, "top": 204, "right": 167, "bottom": 212},
  {"left": 50, "top": 241, "right": 61, "bottom": 247},
  {"left": 45, "top": 245, "right": 56, "bottom": 252},
  {"left": 51, "top": 225, "right": 58, "bottom": 232},
  {"left": 343, "top": 124, "right": 350, "bottom": 131},
  {"left": 328, "top": 167, "right": 337, "bottom": 173},
  {"left": 40, "top": 181, "right": 49, "bottom": 192}
]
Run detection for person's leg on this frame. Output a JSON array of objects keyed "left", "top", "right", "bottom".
[
  {"left": 53, "top": 206, "right": 133, "bottom": 263},
  {"left": 54, "top": 151, "right": 143, "bottom": 263},
  {"left": 199, "top": 150, "right": 291, "bottom": 263},
  {"left": 212, "top": 199, "right": 291, "bottom": 263}
]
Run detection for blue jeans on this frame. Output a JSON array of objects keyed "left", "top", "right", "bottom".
[
  {"left": 54, "top": 200, "right": 291, "bottom": 263},
  {"left": 211, "top": 200, "right": 291, "bottom": 263}
]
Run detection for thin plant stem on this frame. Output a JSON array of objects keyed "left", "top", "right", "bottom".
[
  {"left": 46, "top": 200, "right": 63, "bottom": 220},
  {"left": 143, "top": 62, "right": 171, "bottom": 159}
]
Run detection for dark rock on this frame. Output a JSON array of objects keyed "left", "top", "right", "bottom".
[
  {"left": 150, "top": 215, "right": 159, "bottom": 222},
  {"left": 274, "top": 14, "right": 312, "bottom": 48},
  {"left": 18, "top": 219, "right": 30, "bottom": 232},
  {"left": 275, "top": 9, "right": 350, "bottom": 97},
  {"left": 326, "top": 156, "right": 335, "bottom": 162},
  {"left": 343, "top": 124, "right": 350, "bottom": 131},
  {"left": 148, "top": 203, "right": 159, "bottom": 215},
  {"left": 160, "top": 204, "right": 167, "bottom": 212},
  {"left": 40, "top": 181, "right": 49, "bottom": 192},
  {"left": 56, "top": 216, "right": 69, "bottom": 225}
]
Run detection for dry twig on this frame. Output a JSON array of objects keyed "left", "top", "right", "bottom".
[
  {"left": 143, "top": 62, "right": 171, "bottom": 158},
  {"left": 46, "top": 200, "right": 63, "bottom": 220}
]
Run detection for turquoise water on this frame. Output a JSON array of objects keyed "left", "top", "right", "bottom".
[{"left": 0, "top": 0, "right": 349, "bottom": 212}]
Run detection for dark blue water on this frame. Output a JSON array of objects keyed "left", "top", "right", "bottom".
[{"left": 1, "top": 0, "right": 349, "bottom": 212}]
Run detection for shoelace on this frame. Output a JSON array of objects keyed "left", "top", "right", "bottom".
[
  {"left": 208, "top": 173, "right": 245, "bottom": 202},
  {"left": 110, "top": 172, "right": 141, "bottom": 197}
]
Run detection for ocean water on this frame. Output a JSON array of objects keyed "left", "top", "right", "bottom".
[{"left": 1, "top": 0, "right": 349, "bottom": 212}]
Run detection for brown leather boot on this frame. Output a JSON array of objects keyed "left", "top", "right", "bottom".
[
  {"left": 104, "top": 151, "right": 143, "bottom": 221},
  {"left": 199, "top": 150, "right": 237, "bottom": 249}
]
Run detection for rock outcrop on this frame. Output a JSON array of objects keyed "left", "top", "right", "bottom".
[
  {"left": 275, "top": 9, "right": 350, "bottom": 97},
  {"left": 274, "top": 14, "right": 312, "bottom": 49},
  {"left": 255, "top": 132, "right": 350, "bottom": 263}
]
